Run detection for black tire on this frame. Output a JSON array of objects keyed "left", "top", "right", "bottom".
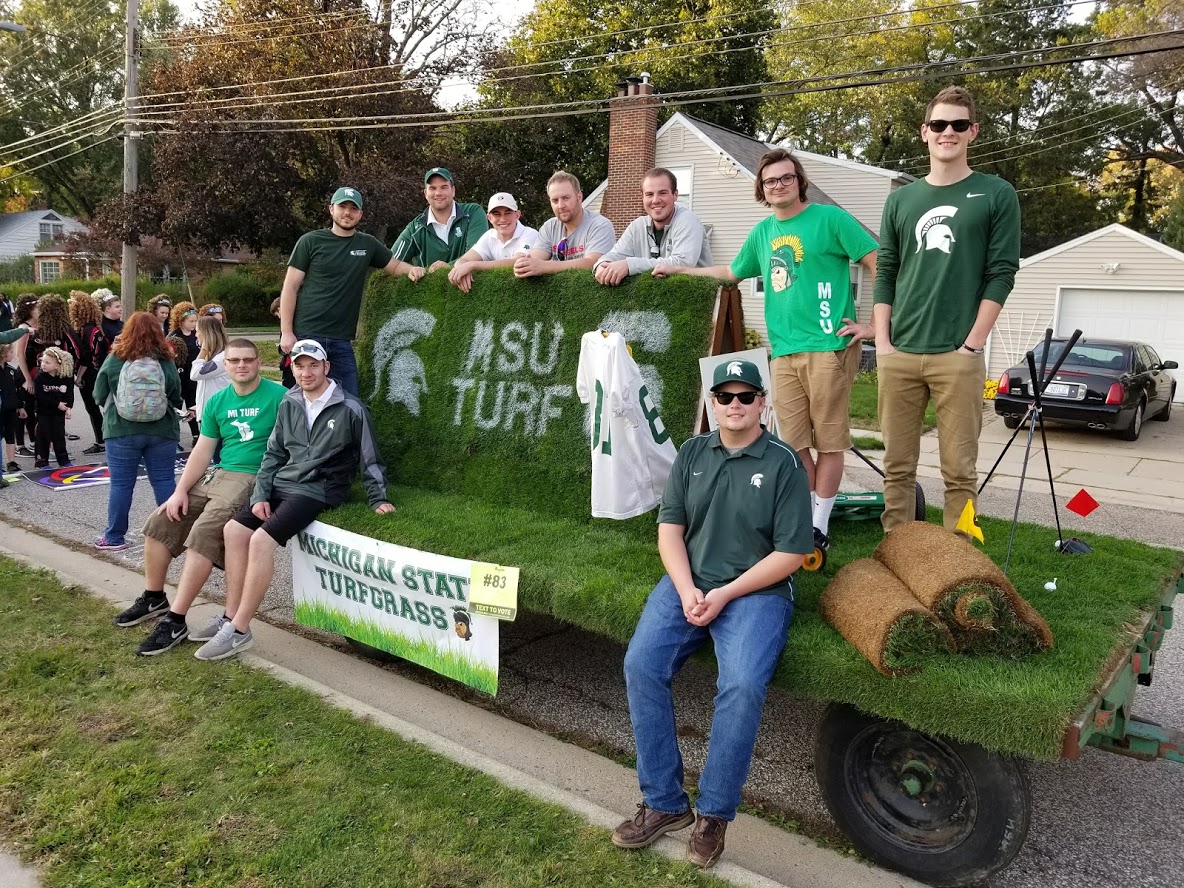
[
  {"left": 815, "top": 703, "right": 1030, "bottom": 888},
  {"left": 1002, "top": 416, "right": 1020, "bottom": 430},
  {"left": 1118, "top": 398, "right": 1145, "bottom": 441},
  {"left": 913, "top": 483, "right": 926, "bottom": 522},
  {"left": 1153, "top": 388, "right": 1174, "bottom": 422}
]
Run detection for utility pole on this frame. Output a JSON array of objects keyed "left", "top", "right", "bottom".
[{"left": 121, "top": 0, "right": 139, "bottom": 315}]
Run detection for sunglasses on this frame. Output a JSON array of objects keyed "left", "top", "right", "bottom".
[
  {"left": 713, "top": 390, "right": 760, "bottom": 406},
  {"left": 556, "top": 238, "right": 568, "bottom": 261},
  {"left": 925, "top": 118, "right": 973, "bottom": 133},
  {"left": 760, "top": 172, "right": 798, "bottom": 191}
]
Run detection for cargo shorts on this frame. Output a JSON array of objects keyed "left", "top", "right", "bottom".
[
  {"left": 770, "top": 346, "right": 861, "bottom": 453},
  {"left": 141, "top": 468, "right": 256, "bottom": 569}
]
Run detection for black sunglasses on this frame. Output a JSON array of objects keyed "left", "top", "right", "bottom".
[
  {"left": 713, "top": 390, "right": 760, "bottom": 406},
  {"left": 925, "top": 118, "right": 973, "bottom": 133}
]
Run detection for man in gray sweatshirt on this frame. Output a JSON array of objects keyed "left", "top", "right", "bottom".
[{"left": 593, "top": 168, "right": 713, "bottom": 286}]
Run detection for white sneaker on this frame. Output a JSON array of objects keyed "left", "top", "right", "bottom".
[{"left": 193, "top": 622, "right": 253, "bottom": 661}]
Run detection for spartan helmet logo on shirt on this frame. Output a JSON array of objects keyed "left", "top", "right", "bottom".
[
  {"left": 768, "top": 234, "right": 804, "bottom": 293},
  {"left": 914, "top": 205, "right": 959, "bottom": 254}
]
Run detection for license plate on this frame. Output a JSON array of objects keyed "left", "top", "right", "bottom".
[{"left": 1046, "top": 382, "right": 1074, "bottom": 398}]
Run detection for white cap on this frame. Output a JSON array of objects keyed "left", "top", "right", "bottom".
[
  {"left": 290, "top": 339, "right": 328, "bottom": 362},
  {"left": 487, "top": 192, "right": 518, "bottom": 211}
]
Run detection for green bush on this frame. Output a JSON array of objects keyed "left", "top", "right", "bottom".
[
  {"left": 202, "top": 271, "right": 275, "bottom": 325},
  {"left": 4, "top": 274, "right": 189, "bottom": 306},
  {"left": 0, "top": 255, "right": 35, "bottom": 284}
]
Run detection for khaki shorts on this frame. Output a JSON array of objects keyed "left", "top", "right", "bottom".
[
  {"left": 770, "top": 347, "right": 861, "bottom": 453},
  {"left": 142, "top": 469, "right": 256, "bottom": 569}
]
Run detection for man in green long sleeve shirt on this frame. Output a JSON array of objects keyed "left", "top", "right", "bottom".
[
  {"left": 390, "top": 167, "right": 489, "bottom": 272},
  {"left": 873, "top": 85, "right": 1020, "bottom": 533}
]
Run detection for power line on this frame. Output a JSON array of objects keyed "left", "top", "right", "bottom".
[
  {"left": 0, "top": 104, "right": 123, "bottom": 158},
  {"left": 0, "top": 133, "right": 120, "bottom": 185}
]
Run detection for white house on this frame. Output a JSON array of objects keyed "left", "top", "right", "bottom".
[
  {"left": 583, "top": 95, "right": 910, "bottom": 346},
  {"left": 0, "top": 209, "right": 88, "bottom": 282},
  {"left": 988, "top": 223, "right": 1183, "bottom": 403}
]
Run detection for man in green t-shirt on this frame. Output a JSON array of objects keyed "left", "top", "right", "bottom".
[
  {"left": 279, "top": 186, "right": 423, "bottom": 397},
  {"left": 117, "top": 339, "right": 288, "bottom": 656},
  {"left": 657, "top": 148, "right": 877, "bottom": 550},
  {"left": 390, "top": 167, "right": 490, "bottom": 273},
  {"left": 873, "top": 86, "right": 1020, "bottom": 533}
]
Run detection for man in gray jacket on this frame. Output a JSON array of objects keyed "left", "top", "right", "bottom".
[
  {"left": 593, "top": 168, "right": 712, "bottom": 286},
  {"left": 193, "top": 339, "right": 394, "bottom": 660}
]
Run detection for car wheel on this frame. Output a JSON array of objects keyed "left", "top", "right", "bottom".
[
  {"left": 1002, "top": 416, "right": 1020, "bottom": 430},
  {"left": 1118, "top": 398, "right": 1145, "bottom": 441},
  {"left": 815, "top": 703, "right": 1031, "bottom": 887},
  {"left": 1153, "top": 387, "right": 1174, "bottom": 422}
]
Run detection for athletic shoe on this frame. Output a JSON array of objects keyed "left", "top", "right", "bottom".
[
  {"left": 6, "top": 462, "right": 18, "bottom": 473},
  {"left": 33, "top": 460, "right": 48, "bottom": 468},
  {"left": 95, "top": 536, "right": 130, "bottom": 553},
  {"left": 189, "top": 612, "right": 229, "bottom": 642},
  {"left": 137, "top": 617, "right": 189, "bottom": 656},
  {"left": 0, "top": 476, "right": 8, "bottom": 489},
  {"left": 15, "top": 446, "right": 34, "bottom": 457},
  {"left": 813, "top": 527, "right": 831, "bottom": 551},
  {"left": 82, "top": 443, "right": 105, "bottom": 454},
  {"left": 194, "top": 622, "right": 254, "bottom": 661},
  {"left": 113, "top": 593, "right": 168, "bottom": 627},
  {"left": 66, "top": 433, "right": 80, "bottom": 441}
]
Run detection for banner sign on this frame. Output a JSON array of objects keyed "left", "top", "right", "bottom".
[
  {"left": 291, "top": 520, "right": 500, "bottom": 695},
  {"left": 25, "top": 455, "right": 188, "bottom": 491}
]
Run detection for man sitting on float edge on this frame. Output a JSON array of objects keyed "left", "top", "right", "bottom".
[
  {"left": 613, "top": 359, "right": 812, "bottom": 869},
  {"left": 193, "top": 339, "right": 394, "bottom": 661}
]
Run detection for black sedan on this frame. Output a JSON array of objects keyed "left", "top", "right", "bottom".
[{"left": 993, "top": 338, "right": 1178, "bottom": 441}]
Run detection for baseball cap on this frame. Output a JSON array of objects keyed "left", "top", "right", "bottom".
[
  {"left": 331, "top": 186, "right": 364, "bottom": 209},
  {"left": 711, "top": 359, "right": 765, "bottom": 393},
  {"left": 290, "top": 339, "right": 328, "bottom": 362},
  {"left": 424, "top": 167, "right": 453, "bottom": 184},
  {"left": 487, "top": 192, "right": 518, "bottom": 211}
]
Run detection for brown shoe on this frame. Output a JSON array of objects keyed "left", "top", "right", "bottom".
[
  {"left": 687, "top": 814, "right": 727, "bottom": 868},
  {"left": 611, "top": 803, "right": 695, "bottom": 849}
]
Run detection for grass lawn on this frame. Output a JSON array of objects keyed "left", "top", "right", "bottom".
[
  {"left": 0, "top": 558, "right": 729, "bottom": 888},
  {"left": 849, "top": 370, "right": 937, "bottom": 432},
  {"left": 849, "top": 435, "right": 883, "bottom": 452},
  {"left": 324, "top": 487, "right": 1184, "bottom": 761},
  {"left": 252, "top": 339, "right": 281, "bottom": 367}
]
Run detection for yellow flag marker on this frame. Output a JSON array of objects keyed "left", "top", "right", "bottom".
[{"left": 956, "top": 498, "right": 985, "bottom": 544}]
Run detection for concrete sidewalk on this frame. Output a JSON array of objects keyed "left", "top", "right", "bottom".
[{"left": 0, "top": 519, "right": 921, "bottom": 888}]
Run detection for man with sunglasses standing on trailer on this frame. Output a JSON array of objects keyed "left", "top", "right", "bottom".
[
  {"left": 513, "top": 171, "right": 615, "bottom": 278},
  {"left": 279, "top": 187, "right": 424, "bottom": 397},
  {"left": 613, "top": 358, "right": 811, "bottom": 870},
  {"left": 874, "top": 86, "right": 1019, "bottom": 533},
  {"left": 657, "top": 148, "right": 877, "bottom": 555}
]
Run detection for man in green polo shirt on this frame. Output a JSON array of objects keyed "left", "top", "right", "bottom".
[
  {"left": 612, "top": 359, "right": 811, "bottom": 870},
  {"left": 390, "top": 167, "right": 489, "bottom": 272},
  {"left": 279, "top": 186, "right": 422, "bottom": 397}
]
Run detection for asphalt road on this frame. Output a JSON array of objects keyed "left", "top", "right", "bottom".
[{"left": 2, "top": 408, "right": 1182, "bottom": 888}]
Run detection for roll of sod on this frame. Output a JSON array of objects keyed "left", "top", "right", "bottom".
[
  {"left": 874, "top": 522, "right": 1055, "bottom": 656},
  {"left": 820, "top": 559, "right": 955, "bottom": 676}
]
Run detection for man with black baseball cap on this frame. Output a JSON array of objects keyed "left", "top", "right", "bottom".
[
  {"left": 612, "top": 357, "right": 812, "bottom": 870},
  {"left": 279, "top": 186, "right": 424, "bottom": 397},
  {"left": 391, "top": 167, "right": 490, "bottom": 274}
]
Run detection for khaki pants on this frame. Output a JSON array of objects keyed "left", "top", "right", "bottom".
[{"left": 876, "top": 349, "right": 986, "bottom": 532}]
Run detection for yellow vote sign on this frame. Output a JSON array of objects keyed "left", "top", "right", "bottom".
[{"left": 469, "top": 562, "right": 520, "bottom": 621}]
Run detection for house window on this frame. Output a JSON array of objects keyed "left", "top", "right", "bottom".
[
  {"left": 667, "top": 167, "right": 693, "bottom": 208},
  {"left": 39, "top": 222, "right": 64, "bottom": 240},
  {"left": 39, "top": 260, "right": 62, "bottom": 282}
]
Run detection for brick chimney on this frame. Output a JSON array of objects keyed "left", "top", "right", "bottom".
[{"left": 601, "top": 74, "right": 659, "bottom": 235}]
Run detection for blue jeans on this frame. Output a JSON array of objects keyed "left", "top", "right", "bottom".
[
  {"left": 624, "top": 575, "right": 794, "bottom": 821},
  {"left": 300, "top": 336, "right": 358, "bottom": 397},
  {"left": 102, "top": 434, "right": 178, "bottom": 544}
]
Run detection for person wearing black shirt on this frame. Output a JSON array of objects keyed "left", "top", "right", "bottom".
[
  {"left": 33, "top": 346, "right": 74, "bottom": 468},
  {"left": 96, "top": 289, "right": 124, "bottom": 345}
]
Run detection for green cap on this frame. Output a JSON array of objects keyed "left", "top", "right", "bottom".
[
  {"left": 711, "top": 358, "right": 765, "bottom": 392},
  {"left": 424, "top": 167, "right": 453, "bottom": 185},
  {"left": 331, "top": 186, "right": 363, "bottom": 209}
]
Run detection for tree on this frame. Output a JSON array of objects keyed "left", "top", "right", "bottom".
[
  {"left": 453, "top": 0, "right": 775, "bottom": 216},
  {"left": 0, "top": 0, "right": 180, "bottom": 216}
]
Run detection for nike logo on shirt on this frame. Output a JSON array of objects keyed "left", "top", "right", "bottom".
[
  {"left": 693, "top": 471, "right": 703, "bottom": 476},
  {"left": 967, "top": 192, "right": 985, "bottom": 198}
]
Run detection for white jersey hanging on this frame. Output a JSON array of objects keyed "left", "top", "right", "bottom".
[{"left": 576, "top": 331, "right": 677, "bottom": 519}]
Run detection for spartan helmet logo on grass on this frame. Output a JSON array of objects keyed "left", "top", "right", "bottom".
[
  {"left": 371, "top": 308, "right": 438, "bottom": 415},
  {"left": 914, "top": 205, "right": 959, "bottom": 254}
]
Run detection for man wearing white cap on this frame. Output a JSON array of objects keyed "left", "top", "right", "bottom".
[
  {"left": 447, "top": 192, "right": 539, "bottom": 293},
  {"left": 192, "top": 338, "right": 394, "bottom": 661}
]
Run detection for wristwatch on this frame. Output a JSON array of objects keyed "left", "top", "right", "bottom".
[{"left": 959, "top": 343, "right": 985, "bottom": 354}]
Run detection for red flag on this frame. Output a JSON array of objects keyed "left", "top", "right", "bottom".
[{"left": 1066, "top": 489, "right": 1099, "bottom": 517}]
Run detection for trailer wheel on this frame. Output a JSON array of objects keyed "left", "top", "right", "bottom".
[
  {"left": 913, "top": 483, "right": 926, "bottom": 522},
  {"left": 815, "top": 703, "right": 1030, "bottom": 888},
  {"left": 802, "top": 546, "right": 827, "bottom": 572}
]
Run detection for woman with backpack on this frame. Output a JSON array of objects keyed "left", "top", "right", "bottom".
[
  {"left": 92, "top": 311, "right": 184, "bottom": 552},
  {"left": 69, "top": 290, "right": 108, "bottom": 454}
]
